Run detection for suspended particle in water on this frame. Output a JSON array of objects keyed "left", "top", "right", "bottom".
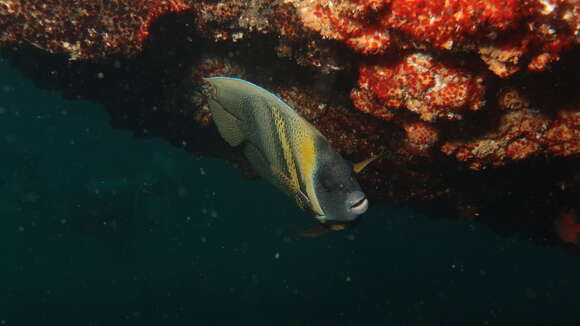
[
  {"left": 177, "top": 186, "right": 188, "bottom": 198},
  {"left": 251, "top": 273, "right": 259, "bottom": 285},
  {"left": 200, "top": 167, "right": 206, "bottom": 176},
  {"left": 200, "top": 236, "right": 207, "bottom": 243},
  {"left": 4, "top": 134, "right": 16, "bottom": 144},
  {"left": 22, "top": 192, "right": 39, "bottom": 204},
  {"left": 274, "top": 252, "right": 280, "bottom": 259},
  {"left": 2, "top": 85, "right": 14, "bottom": 93}
]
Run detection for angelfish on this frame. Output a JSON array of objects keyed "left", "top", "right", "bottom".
[{"left": 205, "top": 77, "right": 372, "bottom": 233}]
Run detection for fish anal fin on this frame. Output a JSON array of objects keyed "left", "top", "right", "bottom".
[
  {"left": 297, "top": 222, "right": 350, "bottom": 238},
  {"left": 208, "top": 98, "right": 245, "bottom": 147},
  {"left": 297, "top": 224, "right": 331, "bottom": 238}
]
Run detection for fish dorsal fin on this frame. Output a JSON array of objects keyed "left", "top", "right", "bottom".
[
  {"left": 353, "top": 153, "right": 383, "bottom": 174},
  {"left": 206, "top": 76, "right": 296, "bottom": 113}
]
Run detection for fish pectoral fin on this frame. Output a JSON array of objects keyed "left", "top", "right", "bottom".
[
  {"left": 352, "top": 153, "right": 383, "bottom": 174},
  {"left": 207, "top": 98, "right": 245, "bottom": 147}
]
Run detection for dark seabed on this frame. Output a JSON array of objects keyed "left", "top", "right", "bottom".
[{"left": 1, "top": 57, "right": 579, "bottom": 326}]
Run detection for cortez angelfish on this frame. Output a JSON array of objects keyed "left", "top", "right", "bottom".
[{"left": 205, "top": 77, "right": 371, "bottom": 234}]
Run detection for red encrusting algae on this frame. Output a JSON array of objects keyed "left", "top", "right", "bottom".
[
  {"left": 402, "top": 121, "right": 440, "bottom": 154},
  {"left": 296, "top": 0, "right": 580, "bottom": 75},
  {"left": 384, "top": 0, "right": 522, "bottom": 49},
  {"left": 352, "top": 52, "right": 486, "bottom": 122},
  {"left": 555, "top": 209, "right": 580, "bottom": 247}
]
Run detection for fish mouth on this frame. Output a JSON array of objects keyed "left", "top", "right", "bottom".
[{"left": 350, "top": 196, "right": 368, "bottom": 215}]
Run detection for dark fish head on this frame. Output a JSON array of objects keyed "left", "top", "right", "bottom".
[{"left": 314, "top": 145, "right": 369, "bottom": 223}]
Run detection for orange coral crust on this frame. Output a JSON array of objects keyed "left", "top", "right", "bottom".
[
  {"left": 498, "top": 88, "right": 531, "bottom": 111},
  {"left": 402, "top": 121, "right": 440, "bottom": 153},
  {"left": 296, "top": 0, "right": 580, "bottom": 74},
  {"left": 442, "top": 108, "right": 580, "bottom": 170},
  {"left": 352, "top": 52, "right": 486, "bottom": 122}
]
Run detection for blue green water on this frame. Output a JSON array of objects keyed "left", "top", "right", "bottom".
[{"left": 1, "top": 58, "right": 579, "bottom": 325}]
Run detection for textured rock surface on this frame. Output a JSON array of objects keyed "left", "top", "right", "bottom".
[
  {"left": 0, "top": 0, "right": 192, "bottom": 60},
  {"left": 352, "top": 53, "right": 486, "bottom": 122},
  {"left": 0, "top": 0, "right": 579, "bottom": 252}
]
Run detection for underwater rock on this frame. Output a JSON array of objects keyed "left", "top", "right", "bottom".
[
  {"left": 294, "top": 0, "right": 580, "bottom": 75},
  {"left": 442, "top": 107, "right": 580, "bottom": 170},
  {"left": 0, "top": 0, "right": 579, "bottom": 253},
  {"left": 0, "top": 0, "right": 192, "bottom": 60}
]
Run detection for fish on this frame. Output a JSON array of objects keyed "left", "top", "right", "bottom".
[{"left": 204, "top": 77, "right": 370, "bottom": 232}]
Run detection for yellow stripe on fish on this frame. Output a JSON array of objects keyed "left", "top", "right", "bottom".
[
  {"left": 271, "top": 109, "right": 302, "bottom": 200},
  {"left": 294, "top": 130, "right": 324, "bottom": 216}
]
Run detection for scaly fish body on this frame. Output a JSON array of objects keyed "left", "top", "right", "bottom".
[{"left": 205, "top": 77, "right": 368, "bottom": 224}]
